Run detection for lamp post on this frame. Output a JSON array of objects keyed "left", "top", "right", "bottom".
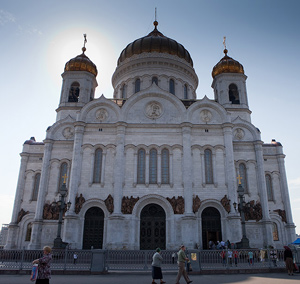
[
  {"left": 236, "top": 175, "right": 250, "bottom": 249},
  {"left": 53, "top": 175, "right": 71, "bottom": 249}
]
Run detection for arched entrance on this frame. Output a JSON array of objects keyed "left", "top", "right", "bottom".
[
  {"left": 140, "top": 203, "right": 166, "bottom": 250},
  {"left": 202, "top": 207, "right": 222, "bottom": 249},
  {"left": 82, "top": 207, "right": 104, "bottom": 250}
]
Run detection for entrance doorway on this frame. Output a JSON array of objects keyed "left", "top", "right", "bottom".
[
  {"left": 82, "top": 207, "right": 104, "bottom": 249},
  {"left": 140, "top": 203, "right": 166, "bottom": 250},
  {"left": 201, "top": 207, "right": 222, "bottom": 249}
]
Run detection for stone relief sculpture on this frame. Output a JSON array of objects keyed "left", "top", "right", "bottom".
[
  {"left": 62, "top": 127, "right": 74, "bottom": 139},
  {"left": 242, "top": 200, "right": 263, "bottom": 222},
  {"left": 121, "top": 196, "right": 140, "bottom": 214},
  {"left": 274, "top": 209, "right": 287, "bottom": 223},
  {"left": 192, "top": 195, "right": 201, "bottom": 213},
  {"left": 200, "top": 109, "right": 212, "bottom": 123},
  {"left": 235, "top": 128, "right": 245, "bottom": 140},
  {"left": 167, "top": 196, "right": 185, "bottom": 214},
  {"left": 104, "top": 194, "right": 114, "bottom": 214},
  {"left": 17, "top": 208, "right": 29, "bottom": 223},
  {"left": 43, "top": 202, "right": 66, "bottom": 220},
  {"left": 221, "top": 195, "right": 231, "bottom": 213},
  {"left": 145, "top": 102, "right": 162, "bottom": 119},
  {"left": 96, "top": 108, "right": 108, "bottom": 122},
  {"left": 75, "top": 193, "right": 85, "bottom": 214}
]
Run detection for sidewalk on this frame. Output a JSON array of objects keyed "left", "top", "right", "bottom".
[{"left": 0, "top": 272, "right": 299, "bottom": 284}]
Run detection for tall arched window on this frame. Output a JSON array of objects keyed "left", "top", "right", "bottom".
[
  {"left": 25, "top": 223, "right": 32, "bottom": 241},
  {"left": 135, "top": 79, "right": 140, "bottom": 93},
  {"left": 272, "top": 222, "right": 279, "bottom": 241},
  {"left": 169, "top": 79, "right": 175, "bottom": 95},
  {"left": 152, "top": 77, "right": 158, "bottom": 85},
  {"left": 32, "top": 173, "right": 41, "bottom": 201},
  {"left": 93, "top": 149, "right": 103, "bottom": 183},
  {"left": 58, "top": 162, "right": 68, "bottom": 191},
  {"left": 121, "top": 84, "right": 126, "bottom": 99},
  {"left": 266, "top": 174, "right": 273, "bottom": 201},
  {"left": 184, "top": 84, "right": 188, "bottom": 99},
  {"left": 229, "top": 83, "right": 240, "bottom": 104},
  {"left": 149, "top": 149, "right": 157, "bottom": 184},
  {"left": 68, "top": 82, "right": 80, "bottom": 102},
  {"left": 204, "top": 149, "right": 213, "bottom": 184},
  {"left": 238, "top": 163, "right": 248, "bottom": 193},
  {"left": 161, "top": 148, "right": 170, "bottom": 184},
  {"left": 137, "top": 149, "right": 146, "bottom": 184}
]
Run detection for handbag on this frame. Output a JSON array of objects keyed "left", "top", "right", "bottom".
[{"left": 30, "top": 264, "right": 38, "bottom": 282}]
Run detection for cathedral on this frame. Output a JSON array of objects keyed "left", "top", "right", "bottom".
[{"left": 5, "top": 21, "right": 296, "bottom": 250}]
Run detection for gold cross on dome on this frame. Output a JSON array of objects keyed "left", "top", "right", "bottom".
[
  {"left": 237, "top": 174, "right": 243, "bottom": 185},
  {"left": 62, "top": 174, "right": 68, "bottom": 184},
  {"left": 223, "top": 36, "right": 226, "bottom": 49}
]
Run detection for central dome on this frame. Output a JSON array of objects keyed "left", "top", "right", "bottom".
[{"left": 117, "top": 21, "right": 193, "bottom": 67}]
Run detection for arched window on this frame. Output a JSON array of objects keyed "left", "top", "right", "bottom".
[
  {"left": 272, "top": 222, "right": 279, "bottom": 241},
  {"left": 228, "top": 83, "right": 240, "bottom": 104},
  {"left": 32, "top": 173, "right": 41, "bottom": 201},
  {"left": 169, "top": 79, "right": 175, "bottom": 95},
  {"left": 161, "top": 148, "right": 170, "bottom": 184},
  {"left": 25, "top": 223, "right": 32, "bottom": 241},
  {"left": 266, "top": 174, "right": 273, "bottom": 201},
  {"left": 137, "top": 149, "right": 146, "bottom": 184},
  {"left": 68, "top": 82, "right": 80, "bottom": 102},
  {"left": 121, "top": 84, "right": 126, "bottom": 99},
  {"left": 93, "top": 149, "right": 103, "bottom": 183},
  {"left": 238, "top": 163, "right": 248, "bottom": 193},
  {"left": 149, "top": 149, "right": 157, "bottom": 184},
  {"left": 58, "top": 162, "right": 68, "bottom": 191},
  {"left": 204, "top": 149, "right": 213, "bottom": 184},
  {"left": 184, "top": 84, "right": 188, "bottom": 99},
  {"left": 135, "top": 79, "right": 140, "bottom": 93},
  {"left": 152, "top": 76, "right": 158, "bottom": 85}
]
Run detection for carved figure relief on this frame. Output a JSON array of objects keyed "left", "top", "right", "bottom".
[
  {"left": 167, "top": 196, "right": 185, "bottom": 214},
  {"left": 63, "top": 127, "right": 74, "bottom": 139},
  {"left": 200, "top": 109, "right": 212, "bottom": 123},
  {"left": 274, "top": 209, "right": 287, "bottom": 223},
  {"left": 17, "top": 208, "right": 29, "bottom": 223},
  {"left": 145, "top": 102, "right": 162, "bottom": 119},
  {"left": 43, "top": 202, "right": 67, "bottom": 220},
  {"left": 75, "top": 193, "right": 85, "bottom": 214},
  {"left": 241, "top": 200, "right": 263, "bottom": 222},
  {"left": 96, "top": 108, "right": 108, "bottom": 122},
  {"left": 193, "top": 195, "right": 201, "bottom": 213},
  {"left": 221, "top": 195, "right": 231, "bottom": 213},
  {"left": 121, "top": 196, "right": 140, "bottom": 214},
  {"left": 234, "top": 128, "right": 245, "bottom": 140},
  {"left": 104, "top": 194, "right": 114, "bottom": 214}
]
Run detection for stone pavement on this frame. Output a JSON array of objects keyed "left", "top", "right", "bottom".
[{"left": 0, "top": 272, "right": 299, "bottom": 284}]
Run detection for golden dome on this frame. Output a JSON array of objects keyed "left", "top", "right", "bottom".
[
  {"left": 64, "top": 47, "right": 98, "bottom": 77},
  {"left": 212, "top": 49, "right": 244, "bottom": 78},
  {"left": 117, "top": 21, "right": 193, "bottom": 66}
]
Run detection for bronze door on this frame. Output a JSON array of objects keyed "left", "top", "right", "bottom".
[
  {"left": 140, "top": 204, "right": 166, "bottom": 250},
  {"left": 82, "top": 207, "right": 104, "bottom": 250}
]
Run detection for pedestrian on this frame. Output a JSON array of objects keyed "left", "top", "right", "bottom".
[
  {"left": 220, "top": 249, "right": 226, "bottom": 266},
  {"left": 269, "top": 246, "right": 277, "bottom": 267},
  {"left": 32, "top": 246, "right": 52, "bottom": 284},
  {"left": 175, "top": 245, "right": 192, "bottom": 284},
  {"left": 227, "top": 249, "right": 233, "bottom": 266},
  {"left": 248, "top": 251, "right": 254, "bottom": 266},
  {"left": 233, "top": 249, "right": 238, "bottom": 267},
  {"left": 73, "top": 252, "right": 78, "bottom": 265},
  {"left": 283, "top": 246, "right": 294, "bottom": 276},
  {"left": 151, "top": 248, "right": 165, "bottom": 284},
  {"left": 172, "top": 252, "right": 176, "bottom": 264}
]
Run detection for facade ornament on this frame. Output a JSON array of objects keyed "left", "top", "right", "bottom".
[
  {"left": 75, "top": 193, "right": 85, "bottom": 214},
  {"left": 241, "top": 200, "right": 263, "bottom": 222},
  {"left": 145, "top": 101, "right": 162, "bottom": 119},
  {"left": 166, "top": 196, "right": 185, "bottom": 214},
  {"left": 17, "top": 208, "right": 29, "bottom": 223},
  {"left": 121, "top": 196, "right": 140, "bottom": 214},
  {"left": 63, "top": 127, "right": 74, "bottom": 139},
  {"left": 104, "top": 194, "right": 114, "bottom": 214},
  {"left": 192, "top": 195, "right": 201, "bottom": 213},
  {"left": 221, "top": 195, "right": 231, "bottom": 213},
  {"left": 200, "top": 109, "right": 212, "bottom": 123},
  {"left": 96, "top": 108, "right": 108, "bottom": 122},
  {"left": 43, "top": 202, "right": 67, "bottom": 220},
  {"left": 274, "top": 209, "right": 287, "bottom": 223},
  {"left": 234, "top": 128, "right": 245, "bottom": 140}
]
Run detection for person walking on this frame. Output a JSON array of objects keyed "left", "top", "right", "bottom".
[
  {"left": 172, "top": 252, "right": 176, "bottom": 264},
  {"left": 151, "top": 248, "right": 166, "bottom": 284},
  {"left": 175, "top": 245, "right": 192, "bottom": 284},
  {"left": 269, "top": 246, "right": 277, "bottom": 267},
  {"left": 32, "top": 246, "right": 52, "bottom": 284},
  {"left": 73, "top": 252, "right": 78, "bottom": 265},
  {"left": 283, "top": 246, "right": 294, "bottom": 276}
]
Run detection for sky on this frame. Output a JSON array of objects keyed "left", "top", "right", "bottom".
[{"left": 0, "top": 0, "right": 299, "bottom": 236}]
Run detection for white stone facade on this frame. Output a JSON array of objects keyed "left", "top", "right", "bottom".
[{"left": 5, "top": 25, "right": 296, "bottom": 250}]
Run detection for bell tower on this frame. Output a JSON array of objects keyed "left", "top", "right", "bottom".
[{"left": 56, "top": 34, "right": 98, "bottom": 121}]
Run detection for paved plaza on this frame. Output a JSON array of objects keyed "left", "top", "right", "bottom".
[{"left": 0, "top": 272, "right": 299, "bottom": 284}]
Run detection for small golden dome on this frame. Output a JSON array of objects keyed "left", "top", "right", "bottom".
[
  {"left": 212, "top": 49, "right": 244, "bottom": 78},
  {"left": 64, "top": 47, "right": 98, "bottom": 77}
]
